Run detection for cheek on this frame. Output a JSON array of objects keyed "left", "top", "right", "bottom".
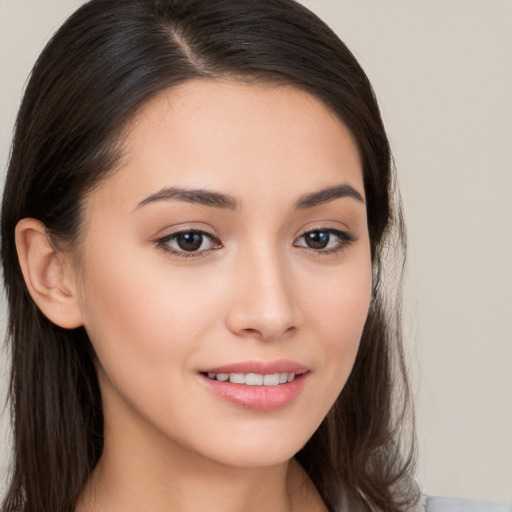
[
  {"left": 300, "top": 253, "right": 372, "bottom": 392},
  {"left": 76, "top": 242, "right": 223, "bottom": 375},
  {"left": 76, "top": 247, "right": 228, "bottom": 442},
  {"left": 304, "top": 254, "right": 372, "bottom": 341}
]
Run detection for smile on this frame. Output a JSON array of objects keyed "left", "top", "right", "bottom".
[
  {"left": 205, "top": 372, "right": 298, "bottom": 386},
  {"left": 199, "top": 362, "right": 309, "bottom": 410}
]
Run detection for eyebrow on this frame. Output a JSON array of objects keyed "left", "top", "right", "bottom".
[
  {"left": 294, "top": 184, "right": 365, "bottom": 209},
  {"left": 135, "top": 186, "right": 240, "bottom": 211},
  {"left": 134, "top": 183, "right": 364, "bottom": 212}
]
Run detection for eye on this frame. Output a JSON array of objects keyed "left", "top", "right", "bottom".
[
  {"left": 156, "top": 229, "right": 221, "bottom": 257},
  {"left": 294, "top": 228, "right": 355, "bottom": 252}
]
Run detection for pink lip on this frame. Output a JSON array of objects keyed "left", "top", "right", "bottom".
[
  {"left": 200, "top": 359, "right": 308, "bottom": 375},
  {"left": 198, "top": 360, "right": 309, "bottom": 411}
]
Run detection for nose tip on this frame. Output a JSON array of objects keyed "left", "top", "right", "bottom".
[
  {"left": 228, "top": 307, "right": 298, "bottom": 341},
  {"left": 224, "top": 257, "right": 299, "bottom": 341}
]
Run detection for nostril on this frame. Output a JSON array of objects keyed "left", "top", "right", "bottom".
[
  {"left": 243, "top": 328, "right": 260, "bottom": 336},
  {"left": 241, "top": 325, "right": 297, "bottom": 341}
]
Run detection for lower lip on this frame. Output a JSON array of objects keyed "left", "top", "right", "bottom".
[{"left": 200, "top": 373, "right": 308, "bottom": 411}]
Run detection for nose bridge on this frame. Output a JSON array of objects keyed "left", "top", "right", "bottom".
[{"left": 226, "top": 241, "right": 298, "bottom": 340}]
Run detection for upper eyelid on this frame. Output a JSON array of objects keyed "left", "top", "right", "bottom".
[
  {"left": 293, "top": 220, "right": 350, "bottom": 236},
  {"left": 295, "top": 226, "right": 355, "bottom": 240},
  {"left": 154, "top": 224, "right": 219, "bottom": 240}
]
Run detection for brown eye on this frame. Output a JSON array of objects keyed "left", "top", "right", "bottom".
[
  {"left": 303, "top": 230, "right": 331, "bottom": 249},
  {"left": 175, "top": 232, "right": 205, "bottom": 251},
  {"left": 294, "top": 228, "right": 355, "bottom": 252},
  {"left": 157, "top": 229, "right": 220, "bottom": 256}
]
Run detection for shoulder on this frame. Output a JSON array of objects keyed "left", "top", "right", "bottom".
[{"left": 423, "top": 496, "right": 512, "bottom": 512}]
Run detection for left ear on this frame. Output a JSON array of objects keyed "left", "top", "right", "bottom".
[{"left": 15, "top": 218, "right": 84, "bottom": 329}]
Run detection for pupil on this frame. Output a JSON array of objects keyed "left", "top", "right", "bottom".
[
  {"left": 306, "top": 231, "right": 329, "bottom": 249},
  {"left": 177, "top": 232, "right": 203, "bottom": 251}
]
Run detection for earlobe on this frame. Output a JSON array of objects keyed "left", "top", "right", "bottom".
[{"left": 15, "top": 218, "right": 84, "bottom": 329}]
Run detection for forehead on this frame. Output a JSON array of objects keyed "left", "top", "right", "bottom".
[{"left": 89, "top": 79, "right": 363, "bottom": 213}]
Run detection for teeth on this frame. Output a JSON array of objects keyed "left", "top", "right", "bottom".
[
  {"left": 263, "top": 374, "right": 279, "bottom": 386},
  {"left": 245, "top": 373, "right": 263, "bottom": 386},
  {"left": 229, "top": 373, "right": 245, "bottom": 384},
  {"left": 206, "top": 372, "right": 299, "bottom": 385},
  {"left": 209, "top": 372, "right": 229, "bottom": 382}
]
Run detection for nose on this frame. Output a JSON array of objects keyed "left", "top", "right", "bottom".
[{"left": 224, "top": 248, "right": 299, "bottom": 341}]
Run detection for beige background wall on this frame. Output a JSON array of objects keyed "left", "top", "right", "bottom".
[{"left": 1, "top": 0, "right": 511, "bottom": 504}]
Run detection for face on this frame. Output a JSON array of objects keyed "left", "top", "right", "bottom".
[{"left": 73, "top": 80, "right": 372, "bottom": 469}]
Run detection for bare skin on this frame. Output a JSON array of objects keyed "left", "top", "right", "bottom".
[
  {"left": 17, "top": 80, "right": 370, "bottom": 512},
  {"left": 76, "top": 456, "right": 327, "bottom": 512}
]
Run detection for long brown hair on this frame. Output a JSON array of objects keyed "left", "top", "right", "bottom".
[{"left": 1, "top": 0, "right": 418, "bottom": 510}]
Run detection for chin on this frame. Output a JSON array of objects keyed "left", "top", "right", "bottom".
[
  {"left": 206, "top": 443, "right": 303, "bottom": 469},
  {"left": 183, "top": 421, "right": 315, "bottom": 469}
]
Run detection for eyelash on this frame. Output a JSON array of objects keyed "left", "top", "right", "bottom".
[
  {"left": 154, "top": 227, "right": 356, "bottom": 259},
  {"left": 294, "top": 228, "right": 356, "bottom": 255},
  {"left": 155, "top": 229, "right": 221, "bottom": 259}
]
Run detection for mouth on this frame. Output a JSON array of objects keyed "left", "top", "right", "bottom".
[
  {"left": 198, "top": 361, "right": 309, "bottom": 410},
  {"left": 201, "top": 371, "right": 304, "bottom": 386}
]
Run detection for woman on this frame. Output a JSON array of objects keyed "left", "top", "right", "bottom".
[{"left": 1, "top": 0, "right": 420, "bottom": 510}]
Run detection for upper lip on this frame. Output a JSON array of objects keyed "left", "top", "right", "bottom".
[{"left": 200, "top": 360, "right": 309, "bottom": 375}]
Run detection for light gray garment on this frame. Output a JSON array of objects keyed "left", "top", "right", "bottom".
[{"left": 425, "top": 496, "right": 512, "bottom": 512}]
